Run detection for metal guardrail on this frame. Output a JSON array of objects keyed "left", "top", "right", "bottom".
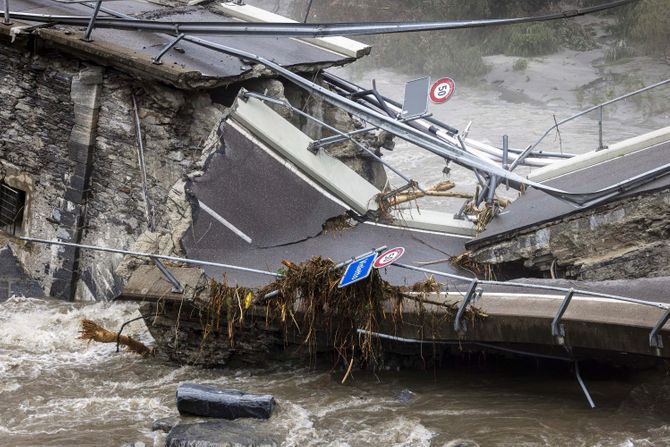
[
  {"left": 393, "top": 262, "right": 670, "bottom": 354},
  {"left": 511, "top": 78, "right": 670, "bottom": 170}
]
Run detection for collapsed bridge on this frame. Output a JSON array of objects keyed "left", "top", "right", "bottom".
[{"left": 1, "top": 0, "right": 669, "bottom": 408}]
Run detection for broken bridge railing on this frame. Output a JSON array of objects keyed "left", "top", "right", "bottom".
[
  {"left": 391, "top": 262, "right": 670, "bottom": 356},
  {"left": 512, "top": 77, "right": 670, "bottom": 170}
]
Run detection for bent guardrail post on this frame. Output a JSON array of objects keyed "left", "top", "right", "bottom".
[
  {"left": 151, "top": 257, "right": 184, "bottom": 294},
  {"left": 454, "top": 279, "right": 478, "bottom": 334},
  {"left": 3, "top": 0, "right": 11, "bottom": 25},
  {"left": 649, "top": 308, "right": 670, "bottom": 355},
  {"left": 82, "top": 0, "right": 103, "bottom": 41},
  {"left": 551, "top": 288, "right": 574, "bottom": 345},
  {"left": 152, "top": 33, "right": 186, "bottom": 65},
  {"left": 574, "top": 361, "right": 596, "bottom": 408}
]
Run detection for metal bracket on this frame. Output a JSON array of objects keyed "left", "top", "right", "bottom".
[
  {"left": 152, "top": 33, "right": 186, "bottom": 65},
  {"left": 309, "top": 112, "right": 432, "bottom": 151},
  {"left": 551, "top": 288, "right": 574, "bottom": 345},
  {"left": 454, "top": 279, "right": 478, "bottom": 334},
  {"left": 152, "top": 257, "right": 184, "bottom": 293},
  {"left": 81, "top": 0, "right": 103, "bottom": 41},
  {"left": 649, "top": 308, "right": 670, "bottom": 353}
]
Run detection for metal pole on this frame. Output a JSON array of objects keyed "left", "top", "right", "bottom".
[
  {"left": 502, "top": 135, "right": 509, "bottom": 170},
  {"left": 574, "top": 361, "right": 596, "bottom": 408},
  {"left": 597, "top": 106, "right": 604, "bottom": 151},
  {"left": 303, "top": 0, "right": 314, "bottom": 23},
  {"left": 3, "top": 0, "right": 11, "bottom": 25},
  {"left": 131, "top": 94, "right": 155, "bottom": 231},
  {"left": 17, "top": 236, "right": 282, "bottom": 277},
  {"left": 82, "top": 0, "right": 103, "bottom": 41}
]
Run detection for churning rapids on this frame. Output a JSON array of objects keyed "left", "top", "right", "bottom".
[{"left": 2, "top": 296, "right": 670, "bottom": 446}]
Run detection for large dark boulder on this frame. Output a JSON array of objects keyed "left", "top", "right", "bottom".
[
  {"left": 176, "top": 384, "right": 275, "bottom": 420},
  {"left": 165, "top": 421, "right": 278, "bottom": 447}
]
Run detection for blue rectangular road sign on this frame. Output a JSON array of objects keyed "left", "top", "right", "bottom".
[{"left": 338, "top": 252, "right": 377, "bottom": 288}]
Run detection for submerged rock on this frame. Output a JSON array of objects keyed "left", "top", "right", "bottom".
[
  {"left": 442, "top": 440, "right": 480, "bottom": 447},
  {"left": 152, "top": 416, "right": 182, "bottom": 433},
  {"left": 395, "top": 388, "right": 417, "bottom": 403},
  {"left": 165, "top": 421, "right": 278, "bottom": 447}
]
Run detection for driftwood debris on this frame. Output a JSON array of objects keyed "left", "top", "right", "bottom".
[
  {"left": 78, "top": 319, "right": 154, "bottom": 356},
  {"left": 384, "top": 180, "right": 474, "bottom": 207}
]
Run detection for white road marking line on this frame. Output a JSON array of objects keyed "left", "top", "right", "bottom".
[{"left": 198, "top": 200, "right": 252, "bottom": 244}]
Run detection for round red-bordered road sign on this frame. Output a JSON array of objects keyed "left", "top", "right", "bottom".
[
  {"left": 429, "top": 78, "right": 455, "bottom": 104},
  {"left": 373, "top": 247, "right": 405, "bottom": 269}
]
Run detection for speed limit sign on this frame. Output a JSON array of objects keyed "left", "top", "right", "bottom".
[
  {"left": 373, "top": 247, "right": 405, "bottom": 269},
  {"left": 429, "top": 77, "right": 456, "bottom": 104}
]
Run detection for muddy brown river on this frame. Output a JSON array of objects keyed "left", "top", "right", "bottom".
[{"left": 2, "top": 297, "right": 670, "bottom": 446}]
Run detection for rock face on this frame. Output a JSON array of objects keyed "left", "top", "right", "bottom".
[
  {"left": 165, "top": 421, "right": 278, "bottom": 447},
  {"left": 469, "top": 188, "right": 670, "bottom": 280},
  {"left": 0, "top": 243, "right": 44, "bottom": 300}
]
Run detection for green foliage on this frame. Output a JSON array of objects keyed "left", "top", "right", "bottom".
[
  {"left": 609, "top": 0, "right": 670, "bottom": 56},
  {"left": 512, "top": 58, "right": 528, "bottom": 71},
  {"left": 605, "top": 42, "right": 636, "bottom": 62},
  {"left": 505, "top": 23, "right": 559, "bottom": 57}
]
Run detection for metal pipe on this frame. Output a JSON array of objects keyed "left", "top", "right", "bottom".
[
  {"left": 574, "top": 361, "right": 596, "bottom": 408},
  {"left": 597, "top": 105, "right": 604, "bottom": 151},
  {"left": 357, "top": 329, "right": 573, "bottom": 362},
  {"left": 2, "top": 0, "right": 636, "bottom": 37},
  {"left": 17, "top": 236, "right": 282, "bottom": 277},
  {"left": 502, "top": 135, "right": 509, "bottom": 170},
  {"left": 131, "top": 94, "right": 154, "bottom": 231}
]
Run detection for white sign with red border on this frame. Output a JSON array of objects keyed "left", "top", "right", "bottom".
[
  {"left": 373, "top": 247, "right": 405, "bottom": 269},
  {"left": 429, "top": 77, "right": 456, "bottom": 104}
]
